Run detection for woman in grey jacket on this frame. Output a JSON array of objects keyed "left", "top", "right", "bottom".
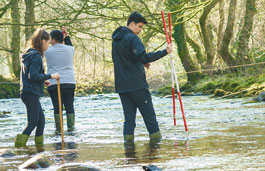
[{"left": 15, "top": 28, "right": 60, "bottom": 148}]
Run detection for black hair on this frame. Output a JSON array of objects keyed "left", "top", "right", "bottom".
[
  {"left": 127, "top": 11, "right": 147, "bottom": 26},
  {"left": 50, "top": 30, "right": 64, "bottom": 43}
]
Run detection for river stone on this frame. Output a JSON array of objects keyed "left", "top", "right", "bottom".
[
  {"left": 164, "top": 95, "right": 173, "bottom": 98},
  {"left": 214, "top": 89, "right": 226, "bottom": 97},
  {"left": 253, "top": 92, "right": 265, "bottom": 101},
  {"left": 142, "top": 164, "right": 162, "bottom": 171},
  {"left": 19, "top": 154, "right": 51, "bottom": 169},
  {"left": 0, "top": 149, "right": 15, "bottom": 157},
  {"left": 57, "top": 164, "right": 101, "bottom": 171}
]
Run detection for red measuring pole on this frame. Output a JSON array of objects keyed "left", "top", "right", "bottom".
[
  {"left": 162, "top": 11, "right": 188, "bottom": 136},
  {"left": 161, "top": 11, "right": 177, "bottom": 130}
]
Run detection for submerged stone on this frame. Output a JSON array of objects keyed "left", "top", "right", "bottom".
[
  {"left": 57, "top": 164, "right": 101, "bottom": 171},
  {"left": 142, "top": 164, "right": 162, "bottom": 171},
  {"left": 0, "top": 149, "right": 15, "bottom": 157},
  {"left": 19, "top": 154, "right": 51, "bottom": 169}
]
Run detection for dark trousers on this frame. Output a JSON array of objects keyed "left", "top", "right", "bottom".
[
  {"left": 119, "top": 89, "right": 160, "bottom": 135},
  {"left": 48, "top": 88, "right": 75, "bottom": 114},
  {"left": 21, "top": 92, "right": 45, "bottom": 137}
]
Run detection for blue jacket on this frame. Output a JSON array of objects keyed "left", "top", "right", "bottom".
[
  {"left": 20, "top": 48, "right": 51, "bottom": 96},
  {"left": 112, "top": 26, "right": 167, "bottom": 93}
]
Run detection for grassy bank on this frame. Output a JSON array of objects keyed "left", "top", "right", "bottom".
[
  {"left": 158, "top": 70, "right": 265, "bottom": 99},
  {"left": 0, "top": 76, "right": 115, "bottom": 99}
]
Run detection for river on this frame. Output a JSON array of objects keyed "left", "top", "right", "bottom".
[{"left": 0, "top": 94, "right": 265, "bottom": 170}]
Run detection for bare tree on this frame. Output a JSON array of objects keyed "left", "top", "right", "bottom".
[
  {"left": 236, "top": 0, "right": 256, "bottom": 63},
  {"left": 10, "top": 0, "right": 21, "bottom": 78},
  {"left": 220, "top": 0, "right": 237, "bottom": 66}
]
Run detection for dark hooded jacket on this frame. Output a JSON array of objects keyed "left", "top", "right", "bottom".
[
  {"left": 20, "top": 48, "right": 51, "bottom": 97},
  {"left": 112, "top": 26, "right": 167, "bottom": 93}
]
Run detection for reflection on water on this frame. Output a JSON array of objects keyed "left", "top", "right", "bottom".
[{"left": 0, "top": 95, "right": 265, "bottom": 170}]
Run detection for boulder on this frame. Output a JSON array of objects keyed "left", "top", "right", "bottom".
[{"left": 19, "top": 154, "right": 51, "bottom": 169}]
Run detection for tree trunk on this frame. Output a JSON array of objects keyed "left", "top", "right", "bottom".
[
  {"left": 216, "top": 0, "right": 225, "bottom": 61},
  {"left": 220, "top": 0, "right": 237, "bottom": 66},
  {"left": 24, "top": 0, "right": 35, "bottom": 41},
  {"left": 173, "top": 18, "right": 200, "bottom": 83},
  {"left": 199, "top": 0, "right": 219, "bottom": 68},
  {"left": 186, "top": 32, "right": 204, "bottom": 66},
  {"left": 236, "top": 0, "right": 256, "bottom": 63},
  {"left": 10, "top": 0, "right": 21, "bottom": 78}
]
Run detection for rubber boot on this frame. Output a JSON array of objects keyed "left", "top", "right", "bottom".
[
  {"left": 67, "top": 113, "right": 75, "bottom": 132},
  {"left": 54, "top": 114, "right": 61, "bottom": 134},
  {"left": 34, "top": 135, "right": 44, "bottom": 147},
  {"left": 124, "top": 134, "right": 134, "bottom": 142},
  {"left": 149, "top": 131, "right": 162, "bottom": 141},
  {"left": 14, "top": 134, "right": 29, "bottom": 148}
]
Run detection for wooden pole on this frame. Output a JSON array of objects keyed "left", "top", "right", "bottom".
[{"left": 57, "top": 79, "right": 64, "bottom": 149}]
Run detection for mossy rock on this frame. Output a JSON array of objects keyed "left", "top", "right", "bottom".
[{"left": 214, "top": 89, "right": 226, "bottom": 97}]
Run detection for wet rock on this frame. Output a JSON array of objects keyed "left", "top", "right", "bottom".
[
  {"left": 0, "top": 113, "right": 9, "bottom": 118},
  {"left": 19, "top": 154, "right": 51, "bottom": 169},
  {"left": 143, "top": 164, "right": 162, "bottom": 171},
  {"left": 57, "top": 164, "right": 101, "bottom": 171},
  {"left": 253, "top": 92, "right": 265, "bottom": 101},
  {"left": 213, "top": 89, "right": 226, "bottom": 97},
  {"left": 193, "top": 92, "right": 204, "bottom": 96},
  {"left": 0, "top": 111, "right": 11, "bottom": 118},
  {"left": 0, "top": 149, "right": 15, "bottom": 157},
  {"left": 164, "top": 95, "right": 173, "bottom": 98}
]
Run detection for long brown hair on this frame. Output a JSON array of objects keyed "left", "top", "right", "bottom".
[{"left": 25, "top": 28, "right": 50, "bottom": 56}]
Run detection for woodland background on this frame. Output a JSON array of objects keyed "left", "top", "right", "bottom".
[{"left": 0, "top": 0, "right": 264, "bottom": 92}]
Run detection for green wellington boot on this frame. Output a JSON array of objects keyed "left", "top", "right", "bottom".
[
  {"left": 149, "top": 131, "right": 162, "bottom": 141},
  {"left": 34, "top": 135, "right": 44, "bottom": 148},
  {"left": 14, "top": 134, "right": 29, "bottom": 148},
  {"left": 54, "top": 114, "right": 61, "bottom": 134},
  {"left": 67, "top": 113, "right": 75, "bottom": 132},
  {"left": 124, "top": 134, "right": 134, "bottom": 142}
]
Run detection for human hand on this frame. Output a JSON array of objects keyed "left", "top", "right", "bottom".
[
  {"left": 166, "top": 44, "right": 172, "bottom": 54},
  {"left": 61, "top": 26, "right": 68, "bottom": 39},
  {"left": 144, "top": 63, "right": 151, "bottom": 69},
  {"left": 51, "top": 73, "right": 60, "bottom": 80},
  {"left": 44, "top": 80, "right": 51, "bottom": 87}
]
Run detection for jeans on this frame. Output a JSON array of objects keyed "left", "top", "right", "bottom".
[
  {"left": 21, "top": 92, "right": 45, "bottom": 137},
  {"left": 48, "top": 88, "right": 75, "bottom": 114},
  {"left": 119, "top": 89, "right": 159, "bottom": 135}
]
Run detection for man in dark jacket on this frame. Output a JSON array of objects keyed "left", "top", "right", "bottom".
[{"left": 112, "top": 12, "right": 172, "bottom": 142}]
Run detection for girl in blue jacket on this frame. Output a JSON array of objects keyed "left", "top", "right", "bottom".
[{"left": 15, "top": 28, "right": 60, "bottom": 148}]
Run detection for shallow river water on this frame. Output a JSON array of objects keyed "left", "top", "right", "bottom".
[{"left": 0, "top": 94, "right": 265, "bottom": 170}]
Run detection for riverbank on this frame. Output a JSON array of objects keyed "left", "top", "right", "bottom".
[
  {"left": 1, "top": 71, "right": 265, "bottom": 100},
  {"left": 0, "top": 75, "right": 115, "bottom": 99},
  {"left": 158, "top": 71, "right": 265, "bottom": 100}
]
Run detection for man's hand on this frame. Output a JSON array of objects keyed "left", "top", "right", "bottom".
[
  {"left": 44, "top": 80, "right": 51, "bottom": 87},
  {"left": 144, "top": 63, "right": 150, "bottom": 69},
  {"left": 166, "top": 44, "right": 172, "bottom": 54},
  {"left": 61, "top": 26, "right": 68, "bottom": 39}
]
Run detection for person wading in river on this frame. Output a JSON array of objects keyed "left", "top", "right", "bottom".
[
  {"left": 45, "top": 27, "right": 76, "bottom": 134},
  {"left": 15, "top": 28, "right": 60, "bottom": 148},
  {"left": 111, "top": 12, "right": 172, "bottom": 142}
]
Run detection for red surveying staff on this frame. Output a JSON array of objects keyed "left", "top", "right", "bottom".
[{"left": 161, "top": 11, "right": 188, "bottom": 137}]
